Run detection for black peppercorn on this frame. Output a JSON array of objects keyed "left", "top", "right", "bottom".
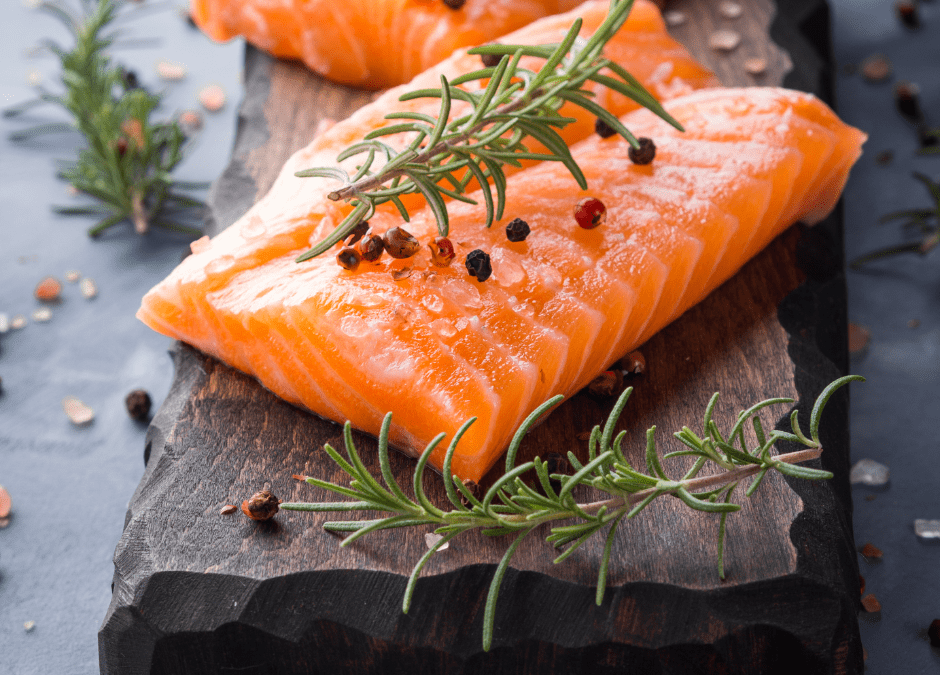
[
  {"left": 505, "top": 217, "right": 530, "bottom": 242},
  {"left": 465, "top": 249, "right": 492, "bottom": 282},
  {"left": 121, "top": 68, "right": 139, "bottom": 90},
  {"left": 345, "top": 220, "right": 370, "bottom": 246},
  {"left": 125, "top": 389, "right": 152, "bottom": 420},
  {"left": 460, "top": 478, "right": 481, "bottom": 507},
  {"left": 358, "top": 233, "right": 385, "bottom": 262},
  {"left": 895, "top": 81, "right": 923, "bottom": 122},
  {"left": 896, "top": 0, "right": 919, "bottom": 29},
  {"left": 480, "top": 52, "right": 502, "bottom": 68},
  {"left": 594, "top": 117, "right": 616, "bottom": 138},
  {"left": 336, "top": 246, "right": 362, "bottom": 271},
  {"left": 628, "top": 137, "right": 656, "bottom": 165},
  {"left": 241, "top": 490, "right": 281, "bottom": 521},
  {"left": 443, "top": 0, "right": 466, "bottom": 8}
]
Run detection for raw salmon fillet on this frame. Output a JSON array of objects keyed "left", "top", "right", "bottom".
[
  {"left": 191, "top": 0, "right": 597, "bottom": 89},
  {"left": 139, "top": 87, "right": 865, "bottom": 483}
]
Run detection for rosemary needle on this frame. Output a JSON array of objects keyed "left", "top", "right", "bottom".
[
  {"left": 294, "top": 0, "right": 680, "bottom": 262},
  {"left": 5, "top": 0, "right": 204, "bottom": 238},
  {"left": 282, "top": 375, "right": 863, "bottom": 651}
]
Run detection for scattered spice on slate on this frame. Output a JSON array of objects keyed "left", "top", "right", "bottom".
[
  {"left": 908, "top": 318, "right": 920, "bottom": 328},
  {"left": 718, "top": 1, "right": 743, "bottom": 19},
  {"left": 865, "top": 494, "right": 876, "bottom": 501},
  {"left": 860, "top": 53, "right": 892, "bottom": 83},
  {"left": 848, "top": 323, "right": 870, "bottom": 354},
  {"left": 708, "top": 29, "right": 742, "bottom": 52},
  {"left": 663, "top": 10, "right": 687, "bottom": 27},
  {"left": 896, "top": 0, "right": 919, "bottom": 29},
  {"left": 744, "top": 57, "right": 768, "bottom": 75},
  {"left": 0, "top": 485, "right": 11, "bottom": 519},
  {"left": 588, "top": 370, "right": 623, "bottom": 397},
  {"left": 65, "top": 270, "right": 81, "bottom": 283},
  {"left": 576, "top": 431, "right": 592, "bottom": 442},
  {"left": 178, "top": 110, "right": 203, "bottom": 135},
  {"left": 220, "top": 505, "right": 238, "bottom": 516},
  {"left": 24, "top": 621, "right": 36, "bottom": 633},
  {"left": 628, "top": 137, "right": 656, "bottom": 165},
  {"left": 594, "top": 116, "right": 616, "bottom": 138},
  {"left": 125, "top": 389, "right": 152, "bottom": 420},
  {"left": 80, "top": 277, "right": 98, "bottom": 299},
  {"left": 391, "top": 267, "right": 413, "bottom": 280},
  {"left": 875, "top": 149, "right": 894, "bottom": 165},
  {"left": 62, "top": 396, "right": 95, "bottom": 426},
  {"left": 358, "top": 233, "right": 385, "bottom": 262},
  {"left": 428, "top": 237, "right": 456, "bottom": 267},
  {"left": 918, "top": 126, "right": 940, "bottom": 150},
  {"left": 442, "top": 0, "right": 466, "bottom": 8},
  {"left": 623, "top": 350, "right": 647, "bottom": 375},
  {"left": 31, "top": 308, "right": 52, "bottom": 323},
  {"left": 928, "top": 619, "right": 940, "bottom": 648},
  {"left": 861, "top": 593, "right": 882, "bottom": 613},
  {"left": 859, "top": 574, "right": 866, "bottom": 596},
  {"left": 460, "top": 479, "right": 481, "bottom": 507},
  {"left": 336, "top": 247, "right": 362, "bottom": 271},
  {"left": 465, "top": 249, "right": 492, "bottom": 281},
  {"left": 241, "top": 490, "right": 281, "bottom": 521},
  {"left": 35, "top": 276, "right": 62, "bottom": 302},
  {"left": 895, "top": 81, "right": 923, "bottom": 122},
  {"left": 198, "top": 84, "right": 226, "bottom": 112},
  {"left": 383, "top": 227, "right": 420, "bottom": 259},
  {"left": 574, "top": 197, "right": 607, "bottom": 229},
  {"left": 860, "top": 542, "right": 883, "bottom": 559},
  {"left": 11, "top": 315, "right": 27, "bottom": 330},
  {"left": 505, "top": 217, "right": 530, "bottom": 242},
  {"left": 425, "top": 532, "right": 450, "bottom": 550}
]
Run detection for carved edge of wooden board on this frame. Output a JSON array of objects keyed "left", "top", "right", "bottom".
[{"left": 99, "top": 0, "right": 862, "bottom": 672}]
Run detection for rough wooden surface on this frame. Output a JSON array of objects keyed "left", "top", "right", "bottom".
[{"left": 99, "top": 0, "right": 862, "bottom": 672}]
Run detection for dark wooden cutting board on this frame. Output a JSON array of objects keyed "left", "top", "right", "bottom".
[{"left": 99, "top": 0, "right": 863, "bottom": 672}]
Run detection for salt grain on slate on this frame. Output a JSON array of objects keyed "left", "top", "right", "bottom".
[
  {"left": 709, "top": 29, "right": 741, "bottom": 52},
  {"left": 849, "top": 458, "right": 889, "bottom": 486},
  {"left": 178, "top": 110, "right": 203, "bottom": 135},
  {"left": 718, "top": 1, "right": 743, "bottom": 19},
  {"left": 65, "top": 270, "right": 81, "bottom": 283},
  {"left": 744, "top": 57, "right": 767, "bottom": 75},
  {"left": 860, "top": 54, "right": 892, "bottom": 83},
  {"left": 663, "top": 10, "right": 686, "bottom": 26},
  {"left": 848, "top": 323, "right": 870, "bottom": 354},
  {"left": 23, "top": 621, "right": 36, "bottom": 632},
  {"left": 914, "top": 519, "right": 940, "bottom": 540},
  {"left": 32, "top": 308, "right": 51, "bottom": 323},
  {"left": 199, "top": 84, "right": 226, "bottom": 112},
  {"left": 80, "top": 277, "right": 97, "bottom": 299},
  {"left": 0, "top": 313, "right": 9, "bottom": 333},
  {"left": 425, "top": 533, "right": 449, "bottom": 550},
  {"left": 157, "top": 60, "right": 187, "bottom": 81},
  {"left": 62, "top": 396, "right": 94, "bottom": 425},
  {"left": 11, "top": 315, "right": 27, "bottom": 330}
]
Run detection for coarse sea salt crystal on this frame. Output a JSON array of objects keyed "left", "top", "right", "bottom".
[
  {"left": 914, "top": 519, "right": 940, "bottom": 540},
  {"left": 62, "top": 396, "right": 94, "bottom": 426},
  {"left": 425, "top": 533, "right": 449, "bottom": 550},
  {"left": 849, "top": 459, "right": 889, "bottom": 486},
  {"left": 663, "top": 10, "right": 686, "bottom": 26},
  {"left": 32, "top": 308, "right": 51, "bottom": 322},
  {"left": 719, "top": 1, "right": 743, "bottom": 19},
  {"left": 80, "top": 277, "right": 98, "bottom": 299},
  {"left": 709, "top": 29, "right": 742, "bottom": 52}
]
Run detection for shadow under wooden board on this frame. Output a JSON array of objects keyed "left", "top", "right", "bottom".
[{"left": 99, "top": 0, "right": 863, "bottom": 672}]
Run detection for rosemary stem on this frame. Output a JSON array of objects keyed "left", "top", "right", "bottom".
[{"left": 131, "top": 191, "right": 147, "bottom": 234}]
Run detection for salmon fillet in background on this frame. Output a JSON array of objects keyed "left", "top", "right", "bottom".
[
  {"left": 190, "top": 0, "right": 598, "bottom": 89},
  {"left": 139, "top": 83, "right": 865, "bottom": 483}
]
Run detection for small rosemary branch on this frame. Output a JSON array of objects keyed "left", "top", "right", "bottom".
[
  {"left": 850, "top": 171, "right": 940, "bottom": 268},
  {"left": 282, "top": 375, "right": 863, "bottom": 651},
  {"left": 5, "top": 0, "right": 204, "bottom": 237},
  {"left": 294, "top": 0, "right": 681, "bottom": 262}
]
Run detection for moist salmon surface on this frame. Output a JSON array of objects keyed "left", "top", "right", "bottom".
[
  {"left": 191, "top": 0, "right": 602, "bottom": 88},
  {"left": 139, "top": 85, "right": 864, "bottom": 483}
]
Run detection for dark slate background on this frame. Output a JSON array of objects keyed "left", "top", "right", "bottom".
[{"left": 0, "top": 1, "right": 937, "bottom": 672}]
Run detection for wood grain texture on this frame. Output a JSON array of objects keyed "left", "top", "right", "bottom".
[{"left": 100, "top": 0, "right": 862, "bottom": 672}]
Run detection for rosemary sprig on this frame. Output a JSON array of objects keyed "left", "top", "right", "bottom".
[
  {"left": 5, "top": 0, "right": 203, "bottom": 237},
  {"left": 850, "top": 171, "right": 940, "bottom": 268},
  {"left": 293, "top": 0, "right": 680, "bottom": 262},
  {"left": 282, "top": 375, "right": 863, "bottom": 651}
]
